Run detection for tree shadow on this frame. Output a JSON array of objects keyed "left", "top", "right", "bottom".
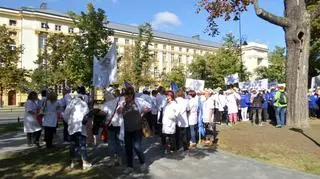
[
  {"left": 290, "top": 128, "right": 320, "bottom": 147},
  {"left": 0, "top": 132, "right": 219, "bottom": 179}
]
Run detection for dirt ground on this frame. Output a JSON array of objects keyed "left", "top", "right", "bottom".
[{"left": 217, "top": 120, "right": 320, "bottom": 175}]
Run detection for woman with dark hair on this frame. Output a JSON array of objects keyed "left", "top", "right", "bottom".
[
  {"left": 42, "top": 90, "right": 59, "bottom": 148},
  {"left": 118, "top": 87, "right": 151, "bottom": 171},
  {"left": 175, "top": 89, "right": 190, "bottom": 151},
  {"left": 187, "top": 90, "right": 198, "bottom": 146},
  {"left": 162, "top": 90, "right": 178, "bottom": 154},
  {"left": 24, "top": 91, "right": 42, "bottom": 147}
]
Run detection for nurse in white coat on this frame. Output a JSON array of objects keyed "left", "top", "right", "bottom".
[
  {"left": 187, "top": 90, "right": 198, "bottom": 145},
  {"left": 162, "top": 90, "right": 178, "bottom": 152},
  {"left": 226, "top": 89, "right": 240, "bottom": 125},
  {"left": 175, "top": 90, "right": 190, "bottom": 151},
  {"left": 24, "top": 91, "right": 42, "bottom": 147}
]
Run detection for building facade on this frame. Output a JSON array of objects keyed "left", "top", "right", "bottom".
[{"left": 0, "top": 4, "right": 268, "bottom": 106}]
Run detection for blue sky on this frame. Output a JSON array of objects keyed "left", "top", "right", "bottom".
[{"left": 0, "top": 0, "right": 285, "bottom": 50}]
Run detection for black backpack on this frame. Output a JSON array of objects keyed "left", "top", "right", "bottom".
[{"left": 279, "top": 92, "right": 287, "bottom": 105}]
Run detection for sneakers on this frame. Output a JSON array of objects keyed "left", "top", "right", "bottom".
[
  {"left": 82, "top": 162, "right": 92, "bottom": 170},
  {"left": 276, "top": 125, "right": 282, "bottom": 128},
  {"left": 258, "top": 123, "right": 263, "bottom": 126},
  {"left": 123, "top": 167, "right": 134, "bottom": 174}
]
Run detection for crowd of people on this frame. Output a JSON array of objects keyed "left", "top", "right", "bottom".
[{"left": 23, "top": 84, "right": 289, "bottom": 171}]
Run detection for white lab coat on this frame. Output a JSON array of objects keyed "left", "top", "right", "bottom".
[
  {"left": 63, "top": 97, "right": 89, "bottom": 136},
  {"left": 226, "top": 93, "right": 240, "bottom": 114},
  {"left": 24, "top": 100, "right": 42, "bottom": 133},
  {"left": 162, "top": 101, "right": 178, "bottom": 134},
  {"left": 42, "top": 101, "right": 59, "bottom": 127},
  {"left": 188, "top": 97, "right": 199, "bottom": 125},
  {"left": 216, "top": 94, "right": 227, "bottom": 112},
  {"left": 175, "top": 97, "right": 189, "bottom": 128},
  {"left": 202, "top": 98, "right": 214, "bottom": 123}
]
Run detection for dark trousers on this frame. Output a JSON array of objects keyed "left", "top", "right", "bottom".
[
  {"left": 262, "top": 108, "right": 269, "bottom": 121},
  {"left": 124, "top": 130, "right": 144, "bottom": 168},
  {"left": 44, "top": 126, "right": 56, "bottom": 148},
  {"left": 162, "top": 133, "right": 176, "bottom": 151},
  {"left": 178, "top": 127, "right": 189, "bottom": 151},
  {"left": 144, "top": 112, "right": 154, "bottom": 133},
  {"left": 155, "top": 110, "right": 163, "bottom": 135},
  {"left": 70, "top": 132, "right": 88, "bottom": 161},
  {"left": 63, "top": 120, "right": 70, "bottom": 142},
  {"left": 268, "top": 105, "right": 276, "bottom": 124},
  {"left": 309, "top": 108, "right": 318, "bottom": 118},
  {"left": 252, "top": 108, "right": 262, "bottom": 125},
  {"left": 216, "top": 111, "right": 223, "bottom": 124},
  {"left": 27, "top": 130, "right": 42, "bottom": 145}
]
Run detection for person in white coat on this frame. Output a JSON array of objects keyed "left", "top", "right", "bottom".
[
  {"left": 156, "top": 86, "right": 167, "bottom": 134},
  {"left": 175, "top": 90, "right": 190, "bottom": 151},
  {"left": 42, "top": 91, "right": 59, "bottom": 148},
  {"left": 63, "top": 94, "right": 91, "bottom": 170},
  {"left": 226, "top": 89, "right": 240, "bottom": 125},
  {"left": 24, "top": 91, "right": 42, "bottom": 147},
  {"left": 60, "top": 87, "right": 73, "bottom": 142},
  {"left": 162, "top": 90, "right": 178, "bottom": 153},
  {"left": 187, "top": 90, "right": 198, "bottom": 146},
  {"left": 201, "top": 89, "right": 215, "bottom": 144},
  {"left": 102, "top": 93, "right": 124, "bottom": 166},
  {"left": 215, "top": 90, "right": 227, "bottom": 124}
]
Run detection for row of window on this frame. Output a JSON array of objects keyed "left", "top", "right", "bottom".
[
  {"left": 40, "top": 22, "right": 74, "bottom": 33},
  {"left": 115, "top": 38, "right": 204, "bottom": 54}
]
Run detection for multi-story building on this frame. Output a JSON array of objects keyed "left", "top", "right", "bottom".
[{"left": 0, "top": 3, "right": 268, "bottom": 106}]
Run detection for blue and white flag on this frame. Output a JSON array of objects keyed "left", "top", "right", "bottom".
[
  {"left": 170, "top": 82, "right": 179, "bottom": 93},
  {"left": 224, "top": 73, "right": 239, "bottom": 85}
]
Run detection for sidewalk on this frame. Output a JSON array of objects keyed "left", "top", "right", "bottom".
[{"left": 0, "top": 131, "right": 319, "bottom": 179}]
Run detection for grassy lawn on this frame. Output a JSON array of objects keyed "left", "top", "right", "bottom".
[
  {"left": 217, "top": 120, "right": 320, "bottom": 175},
  {"left": 0, "top": 123, "right": 23, "bottom": 135}
]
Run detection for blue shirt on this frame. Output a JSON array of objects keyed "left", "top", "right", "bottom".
[
  {"left": 240, "top": 94, "right": 249, "bottom": 108},
  {"left": 263, "top": 93, "right": 269, "bottom": 109},
  {"left": 269, "top": 91, "right": 276, "bottom": 105},
  {"left": 309, "top": 95, "right": 319, "bottom": 109}
]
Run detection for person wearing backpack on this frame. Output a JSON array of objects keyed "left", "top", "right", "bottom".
[{"left": 274, "top": 86, "right": 288, "bottom": 128}]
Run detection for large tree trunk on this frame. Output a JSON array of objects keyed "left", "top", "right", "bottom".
[{"left": 284, "top": 0, "right": 311, "bottom": 129}]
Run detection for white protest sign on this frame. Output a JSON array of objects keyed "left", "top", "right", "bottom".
[{"left": 185, "top": 78, "right": 205, "bottom": 91}]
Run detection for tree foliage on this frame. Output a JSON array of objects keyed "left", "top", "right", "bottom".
[
  {"left": 160, "top": 66, "right": 186, "bottom": 89},
  {"left": 31, "top": 33, "right": 74, "bottom": 91},
  {"left": 308, "top": 0, "right": 320, "bottom": 78},
  {"left": 133, "top": 23, "right": 154, "bottom": 87},
  {"left": 117, "top": 47, "right": 138, "bottom": 87},
  {"left": 0, "top": 25, "right": 27, "bottom": 105},
  {"left": 255, "top": 46, "right": 286, "bottom": 83},
  {"left": 189, "top": 33, "right": 249, "bottom": 88},
  {"left": 69, "top": 3, "right": 113, "bottom": 87}
]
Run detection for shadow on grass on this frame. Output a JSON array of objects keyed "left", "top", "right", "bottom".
[
  {"left": 290, "top": 128, "right": 320, "bottom": 147},
  {"left": 0, "top": 135, "right": 218, "bottom": 179},
  {"left": 0, "top": 123, "right": 23, "bottom": 135}
]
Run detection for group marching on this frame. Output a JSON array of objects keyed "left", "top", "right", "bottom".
[{"left": 23, "top": 84, "right": 289, "bottom": 171}]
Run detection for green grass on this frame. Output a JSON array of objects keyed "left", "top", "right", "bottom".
[{"left": 0, "top": 123, "right": 23, "bottom": 135}]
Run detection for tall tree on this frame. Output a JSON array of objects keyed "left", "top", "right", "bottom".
[
  {"left": 197, "top": 0, "right": 320, "bottom": 128},
  {"left": 0, "top": 25, "right": 26, "bottom": 106},
  {"left": 32, "top": 33, "right": 74, "bottom": 91},
  {"left": 69, "top": 3, "right": 113, "bottom": 87},
  {"left": 255, "top": 46, "right": 286, "bottom": 83},
  {"left": 117, "top": 47, "right": 138, "bottom": 87},
  {"left": 160, "top": 66, "right": 186, "bottom": 88},
  {"left": 189, "top": 34, "right": 250, "bottom": 88},
  {"left": 133, "top": 23, "right": 154, "bottom": 87}
]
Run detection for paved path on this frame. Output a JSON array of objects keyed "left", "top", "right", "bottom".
[{"left": 0, "top": 131, "right": 319, "bottom": 179}]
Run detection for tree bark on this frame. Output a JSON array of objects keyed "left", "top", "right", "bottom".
[
  {"left": 284, "top": 0, "right": 311, "bottom": 129},
  {"left": 252, "top": 0, "right": 311, "bottom": 129}
]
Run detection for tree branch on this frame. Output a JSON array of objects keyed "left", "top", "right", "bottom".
[{"left": 252, "top": 0, "right": 290, "bottom": 27}]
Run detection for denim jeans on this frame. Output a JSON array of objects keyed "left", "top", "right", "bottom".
[
  {"left": 124, "top": 130, "right": 144, "bottom": 167},
  {"left": 108, "top": 126, "right": 122, "bottom": 156},
  {"left": 70, "top": 132, "right": 88, "bottom": 161},
  {"left": 276, "top": 107, "right": 287, "bottom": 126},
  {"left": 189, "top": 125, "right": 196, "bottom": 143}
]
